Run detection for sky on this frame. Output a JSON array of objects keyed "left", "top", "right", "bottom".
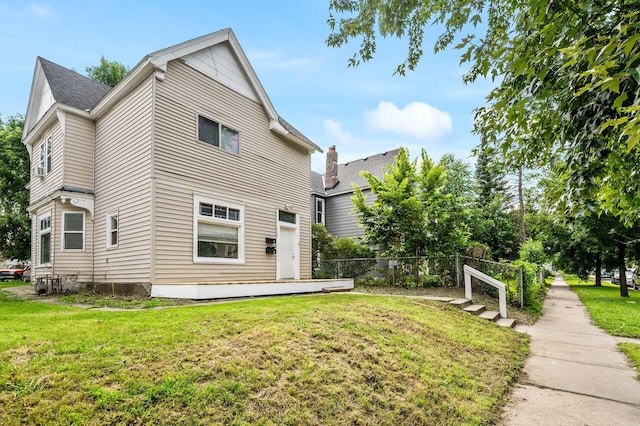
[{"left": 0, "top": 1, "right": 495, "bottom": 173}]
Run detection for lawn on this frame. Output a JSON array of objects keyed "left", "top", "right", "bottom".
[
  {"left": 0, "top": 289, "right": 528, "bottom": 425},
  {"left": 564, "top": 275, "right": 640, "bottom": 377}
]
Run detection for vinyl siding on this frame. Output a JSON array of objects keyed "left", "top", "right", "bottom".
[
  {"left": 29, "top": 121, "right": 64, "bottom": 203},
  {"left": 151, "top": 60, "right": 312, "bottom": 283},
  {"left": 93, "top": 76, "right": 154, "bottom": 284},
  {"left": 63, "top": 114, "right": 94, "bottom": 189},
  {"left": 52, "top": 203, "right": 93, "bottom": 281},
  {"left": 325, "top": 189, "right": 376, "bottom": 238}
]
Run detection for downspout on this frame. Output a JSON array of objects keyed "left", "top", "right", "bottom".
[{"left": 149, "top": 68, "right": 160, "bottom": 293}]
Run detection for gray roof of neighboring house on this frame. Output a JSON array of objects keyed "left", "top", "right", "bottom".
[
  {"left": 38, "top": 57, "right": 112, "bottom": 111},
  {"left": 312, "top": 148, "right": 401, "bottom": 196}
]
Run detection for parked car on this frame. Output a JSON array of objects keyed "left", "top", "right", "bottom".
[
  {"left": 601, "top": 269, "right": 611, "bottom": 278},
  {"left": 22, "top": 265, "right": 31, "bottom": 282},
  {"left": 0, "top": 265, "right": 28, "bottom": 281},
  {"left": 632, "top": 269, "right": 640, "bottom": 290},
  {"left": 612, "top": 269, "right": 634, "bottom": 285}
]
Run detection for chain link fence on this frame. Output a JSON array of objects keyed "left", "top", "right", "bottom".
[
  {"left": 316, "top": 255, "right": 459, "bottom": 288},
  {"left": 315, "top": 255, "right": 547, "bottom": 309}
]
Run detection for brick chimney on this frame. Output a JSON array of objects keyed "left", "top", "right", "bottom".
[{"left": 324, "top": 145, "right": 338, "bottom": 189}]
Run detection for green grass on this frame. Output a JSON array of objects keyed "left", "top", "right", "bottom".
[
  {"left": 564, "top": 274, "right": 640, "bottom": 378},
  {"left": 0, "top": 280, "right": 28, "bottom": 289},
  {"left": 0, "top": 290, "right": 528, "bottom": 425},
  {"left": 564, "top": 275, "right": 640, "bottom": 338},
  {"left": 56, "top": 292, "right": 195, "bottom": 309}
]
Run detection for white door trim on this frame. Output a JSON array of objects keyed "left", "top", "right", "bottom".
[{"left": 276, "top": 211, "right": 299, "bottom": 280}]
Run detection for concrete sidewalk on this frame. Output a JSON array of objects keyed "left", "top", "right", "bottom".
[{"left": 501, "top": 275, "right": 640, "bottom": 425}]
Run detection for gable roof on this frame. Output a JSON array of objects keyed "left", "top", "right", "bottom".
[
  {"left": 23, "top": 57, "right": 111, "bottom": 136},
  {"left": 23, "top": 28, "right": 320, "bottom": 154},
  {"left": 93, "top": 28, "right": 321, "bottom": 153},
  {"left": 39, "top": 57, "right": 111, "bottom": 111},
  {"left": 312, "top": 148, "right": 401, "bottom": 196}
]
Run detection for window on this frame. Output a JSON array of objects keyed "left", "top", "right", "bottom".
[
  {"left": 63, "top": 212, "right": 84, "bottom": 251},
  {"left": 194, "top": 196, "right": 244, "bottom": 263},
  {"left": 39, "top": 214, "right": 51, "bottom": 264},
  {"left": 315, "top": 198, "right": 325, "bottom": 225},
  {"left": 278, "top": 210, "right": 296, "bottom": 224},
  {"left": 197, "top": 115, "right": 239, "bottom": 154},
  {"left": 106, "top": 211, "right": 118, "bottom": 248},
  {"left": 39, "top": 136, "right": 52, "bottom": 174}
]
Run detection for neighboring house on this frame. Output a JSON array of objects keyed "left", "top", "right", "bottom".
[
  {"left": 23, "top": 29, "right": 352, "bottom": 299},
  {"left": 312, "top": 146, "right": 400, "bottom": 237}
]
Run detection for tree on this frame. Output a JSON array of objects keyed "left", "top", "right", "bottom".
[
  {"left": 0, "top": 115, "right": 30, "bottom": 261},
  {"left": 327, "top": 0, "right": 640, "bottom": 227},
  {"left": 86, "top": 55, "right": 129, "bottom": 87}
]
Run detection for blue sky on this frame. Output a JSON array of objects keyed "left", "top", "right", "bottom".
[{"left": 0, "top": 1, "right": 494, "bottom": 173}]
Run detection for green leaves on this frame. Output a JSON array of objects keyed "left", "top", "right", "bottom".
[{"left": 0, "top": 115, "right": 30, "bottom": 261}]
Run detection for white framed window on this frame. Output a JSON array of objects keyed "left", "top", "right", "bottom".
[
  {"left": 194, "top": 195, "right": 244, "bottom": 263},
  {"left": 38, "top": 214, "right": 51, "bottom": 265},
  {"left": 315, "top": 198, "right": 325, "bottom": 225},
  {"left": 39, "top": 136, "right": 52, "bottom": 175},
  {"left": 62, "top": 212, "right": 85, "bottom": 251},
  {"left": 106, "top": 211, "right": 118, "bottom": 248},
  {"left": 197, "top": 115, "right": 239, "bottom": 155}
]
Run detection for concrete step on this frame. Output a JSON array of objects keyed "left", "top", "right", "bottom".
[
  {"left": 496, "top": 318, "right": 517, "bottom": 328},
  {"left": 322, "top": 286, "right": 352, "bottom": 293},
  {"left": 479, "top": 310, "right": 501, "bottom": 321},
  {"left": 449, "top": 298, "right": 472, "bottom": 309},
  {"left": 463, "top": 304, "right": 486, "bottom": 315}
]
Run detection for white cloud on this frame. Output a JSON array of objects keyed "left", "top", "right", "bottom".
[
  {"left": 323, "top": 119, "right": 368, "bottom": 147},
  {"left": 364, "top": 101, "right": 452, "bottom": 140},
  {"left": 27, "top": 3, "right": 54, "bottom": 18}
]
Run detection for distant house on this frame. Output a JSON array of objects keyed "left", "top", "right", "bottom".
[
  {"left": 23, "top": 28, "right": 352, "bottom": 298},
  {"left": 312, "top": 146, "right": 400, "bottom": 237}
]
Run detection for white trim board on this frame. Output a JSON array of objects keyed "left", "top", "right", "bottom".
[{"left": 150, "top": 279, "right": 354, "bottom": 299}]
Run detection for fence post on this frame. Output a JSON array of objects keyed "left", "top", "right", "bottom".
[
  {"left": 519, "top": 266, "right": 524, "bottom": 308},
  {"left": 455, "top": 254, "right": 461, "bottom": 288},
  {"left": 337, "top": 259, "right": 341, "bottom": 278}
]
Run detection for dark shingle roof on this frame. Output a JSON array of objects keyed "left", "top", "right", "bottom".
[
  {"left": 312, "top": 148, "right": 400, "bottom": 196},
  {"left": 39, "top": 57, "right": 112, "bottom": 111}
]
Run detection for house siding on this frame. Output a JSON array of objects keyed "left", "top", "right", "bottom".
[
  {"left": 93, "top": 76, "right": 154, "bottom": 285},
  {"left": 63, "top": 113, "right": 94, "bottom": 189},
  {"left": 325, "top": 189, "right": 376, "bottom": 238},
  {"left": 151, "top": 60, "right": 312, "bottom": 283},
  {"left": 29, "top": 121, "right": 63, "bottom": 203},
  {"left": 52, "top": 203, "right": 93, "bottom": 285}
]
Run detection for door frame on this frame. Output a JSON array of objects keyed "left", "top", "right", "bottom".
[{"left": 276, "top": 210, "right": 300, "bottom": 280}]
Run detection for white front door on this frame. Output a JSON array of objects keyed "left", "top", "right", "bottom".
[{"left": 277, "top": 210, "right": 299, "bottom": 280}]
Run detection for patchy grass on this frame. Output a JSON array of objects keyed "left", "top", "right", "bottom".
[
  {"left": 57, "top": 292, "right": 194, "bottom": 309},
  {"left": 354, "top": 285, "right": 540, "bottom": 325},
  {"left": 0, "top": 290, "right": 528, "bottom": 425},
  {"left": 564, "top": 274, "right": 640, "bottom": 378}
]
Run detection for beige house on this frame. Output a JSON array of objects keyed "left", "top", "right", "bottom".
[{"left": 23, "top": 29, "right": 352, "bottom": 298}]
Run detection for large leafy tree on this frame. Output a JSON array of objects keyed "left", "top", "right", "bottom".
[
  {"left": 327, "top": 1, "right": 639, "bottom": 218},
  {"left": 86, "top": 55, "right": 129, "bottom": 87},
  {"left": 352, "top": 148, "right": 470, "bottom": 283},
  {"left": 0, "top": 115, "right": 30, "bottom": 261}
]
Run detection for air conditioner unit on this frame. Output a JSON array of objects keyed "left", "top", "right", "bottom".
[{"left": 33, "top": 167, "right": 45, "bottom": 177}]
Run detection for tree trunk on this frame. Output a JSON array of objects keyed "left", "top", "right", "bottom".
[
  {"left": 617, "top": 241, "right": 629, "bottom": 297},
  {"left": 518, "top": 167, "right": 526, "bottom": 244},
  {"left": 595, "top": 254, "right": 602, "bottom": 286}
]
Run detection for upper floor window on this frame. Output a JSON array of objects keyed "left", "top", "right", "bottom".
[
  {"left": 197, "top": 115, "right": 239, "bottom": 155},
  {"left": 194, "top": 195, "right": 244, "bottom": 263},
  {"left": 315, "top": 198, "right": 325, "bottom": 225},
  {"left": 63, "top": 212, "right": 85, "bottom": 251},
  {"left": 39, "top": 214, "right": 51, "bottom": 264},
  {"left": 38, "top": 136, "right": 52, "bottom": 175},
  {"left": 106, "top": 211, "right": 118, "bottom": 248}
]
